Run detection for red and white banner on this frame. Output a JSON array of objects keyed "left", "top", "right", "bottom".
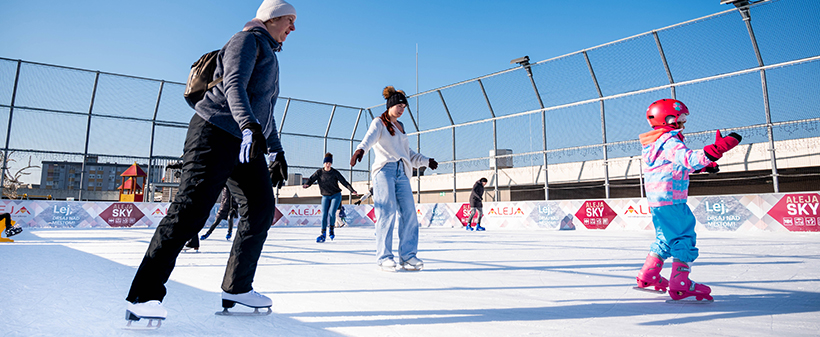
[{"left": 3, "top": 191, "right": 818, "bottom": 232}]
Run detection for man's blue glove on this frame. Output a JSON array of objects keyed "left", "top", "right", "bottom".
[{"left": 239, "top": 123, "right": 267, "bottom": 163}]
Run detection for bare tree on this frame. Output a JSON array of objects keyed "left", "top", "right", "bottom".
[{"left": 2, "top": 152, "right": 40, "bottom": 199}]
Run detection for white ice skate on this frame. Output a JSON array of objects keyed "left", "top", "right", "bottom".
[
  {"left": 216, "top": 290, "right": 273, "bottom": 316},
  {"left": 379, "top": 258, "right": 397, "bottom": 272},
  {"left": 125, "top": 300, "right": 166, "bottom": 330},
  {"left": 400, "top": 257, "right": 424, "bottom": 271}
]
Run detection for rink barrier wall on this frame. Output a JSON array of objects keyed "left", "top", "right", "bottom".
[{"left": 3, "top": 192, "right": 818, "bottom": 233}]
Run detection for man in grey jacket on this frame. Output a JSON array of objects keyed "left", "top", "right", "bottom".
[{"left": 125, "top": 0, "right": 295, "bottom": 323}]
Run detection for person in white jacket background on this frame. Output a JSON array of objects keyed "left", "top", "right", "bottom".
[{"left": 350, "top": 86, "right": 438, "bottom": 271}]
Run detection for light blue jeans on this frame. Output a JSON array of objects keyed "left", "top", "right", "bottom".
[
  {"left": 649, "top": 203, "right": 699, "bottom": 263},
  {"left": 321, "top": 192, "right": 342, "bottom": 234},
  {"left": 373, "top": 161, "right": 419, "bottom": 263}
]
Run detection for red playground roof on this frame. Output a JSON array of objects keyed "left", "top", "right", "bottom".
[{"left": 121, "top": 162, "right": 147, "bottom": 177}]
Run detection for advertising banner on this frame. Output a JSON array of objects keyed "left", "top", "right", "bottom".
[
  {"left": 574, "top": 200, "right": 617, "bottom": 230},
  {"left": 3, "top": 192, "right": 818, "bottom": 233},
  {"left": 691, "top": 196, "right": 754, "bottom": 231},
  {"left": 766, "top": 193, "right": 820, "bottom": 232}
]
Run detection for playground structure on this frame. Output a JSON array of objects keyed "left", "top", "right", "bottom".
[{"left": 118, "top": 162, "right": 146, "bottom": 202}]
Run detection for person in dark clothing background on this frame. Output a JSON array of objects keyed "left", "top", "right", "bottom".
[
  {"left": 184, "top": 185, "right": 238, "bottom": 251},
  {"left": 466, "top": 178, "right": 488, "bottom": 231},
  {"left": 303, "top": 153, "right": 358, "bottom": 242},
  {"left": 201, "top": 185, "right": 239, "bottom": 240}
]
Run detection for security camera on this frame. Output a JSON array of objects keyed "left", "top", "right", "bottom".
[{"left": 510, "top": 56, "right": 530, "bottom": 66}]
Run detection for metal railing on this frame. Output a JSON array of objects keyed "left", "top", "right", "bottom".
[
  {"left": 365, "top": 0, "right": 820, "bottom": 201},
  {"left": 1, "top": 0, "right": 818, "bottom": 202}
]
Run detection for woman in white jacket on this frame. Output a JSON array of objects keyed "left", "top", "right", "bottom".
[{"left": 350, "top": 86, "right": 438, "bottom": 271}]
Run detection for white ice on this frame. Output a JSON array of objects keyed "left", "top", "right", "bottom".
[{"left": 2, "top": 227, "right": 819, "bottom": 336}]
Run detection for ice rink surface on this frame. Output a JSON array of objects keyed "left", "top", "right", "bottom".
[{"left": 2, "top": 226, "right": 819, "bottom": 337}]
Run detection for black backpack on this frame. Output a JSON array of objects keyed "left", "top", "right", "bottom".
[{"left": 183, "top": 50, "right": 223, "bottom": 109}]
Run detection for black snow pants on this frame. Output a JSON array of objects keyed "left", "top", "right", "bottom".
[{"left": 126, "top": 114, "right": 274, "bottom": 303}]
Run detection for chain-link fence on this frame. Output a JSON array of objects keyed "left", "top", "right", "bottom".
[
  {"left": 1, "top": 0, "right": 818, "bottom": 202},
  {"left": 364, "top": 0, "right": 820, "bottom": 202},
  {"left": 0, "top": 58, "right": 372, "bottom": 201}
]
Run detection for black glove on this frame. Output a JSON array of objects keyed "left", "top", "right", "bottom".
[
  {"left": 428, "top": 158, "right": 438, "bottom": 170},
  {"left": 268, "top": 151, "right": 288, "bottom": 188},
  {"left": 241, "top": 123, "right": 268, "bottom": 163},
  {"left": 350, "top": 149, "right": 364, "bottom": 167},
  {"left": 354, "top": 200, "right": 361, "bottom": 205},
  {"left": 694, "top": 162, "right": 719, "bottom": 174}
]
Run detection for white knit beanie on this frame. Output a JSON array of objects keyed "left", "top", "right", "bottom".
[{"left": 256, "top": 0, "right": 297, "bottom": 22}]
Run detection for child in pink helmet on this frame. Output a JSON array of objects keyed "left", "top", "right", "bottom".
[{"left": 635, "top": 99, "right": 742, "bottom": 302}]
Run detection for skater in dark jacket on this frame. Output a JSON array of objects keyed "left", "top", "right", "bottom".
[
  {"left": 303, "top": 153, "right": 358, "bottom": 242},
  {"left": 125, "top": 0, "right": 295, "bottom": 323},
  {"left": 466, "top": 178, "right": 488, "bottom": 231},
  {"left": 201, "top": 186, "right": 239, "bottom": 240}
]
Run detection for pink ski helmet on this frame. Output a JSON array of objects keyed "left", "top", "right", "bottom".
[{"left": 646, "top": 99, "right": 689, "bottom": 128}]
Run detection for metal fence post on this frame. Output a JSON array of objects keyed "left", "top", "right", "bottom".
[
  {"left": 583, "top": 51, "right": 610, "bottom": 199},
  {"left": 79, "top": 71, "right": 100, "bottom": 201},
  {"left": 478, "top": 79, "right": 500, "bottom": 202},
  {"left": 323, "top": 105, "right": 337, "bottom": 155},
  {"left": 437, "top": 90, "right": 457, "bottom": 202},
  {"left": 147, "top": 80, "right": 164, "bottom": 202},
  {"left": 275, "top": 98, "right": 292, "bottom": 205},
  {"left": 0, "top": 60, "right": 21, "bottom": 199},
  {"left": 350, "top": 108, "right": 364, "bottom": 204},
  {"left": 653, "top": 31, "right": 676, "bottom": 99},
  {"left": 366, "top": 109, "right": 375, "bottom": 190},
  {"left": 278, "top": 98, "right": 291, "bottom": 139}
]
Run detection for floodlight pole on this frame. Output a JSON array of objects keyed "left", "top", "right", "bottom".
[
  {"left": 514, "top": 56, "right": 549, "bottom": 200},
  {"left": 737, "top": 3, "right": 779, "bottom": 193}
]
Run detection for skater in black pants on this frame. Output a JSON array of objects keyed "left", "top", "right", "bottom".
[
  {"left": 125, "top": 0, "right": 294, "bottom": 323},
  {"left": 303, "top": 153, "right": 358, "bottom": 242},
  {"left": 1, "top": 213, "right": 23, "bottom": 237},
  {"left": 201, "top": 186, "right": 239, "bottom": 240},
  {"left": 184, "top": 185, "right": 238, "bottom": 251},
  {"left": 466, "top": 178, "right": 487, "bottom": 231}
]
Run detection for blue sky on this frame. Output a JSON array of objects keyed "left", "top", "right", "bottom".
[{"left": 0, "top": 0, "right": 731, "bottom": 108}]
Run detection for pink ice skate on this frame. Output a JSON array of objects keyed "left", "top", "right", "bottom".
[
  {"left": 667, "top": 261, "right": 713, "bottom": 303},
  {"left": 634, "top": 254, "right": 669, "bottom": 293}
]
